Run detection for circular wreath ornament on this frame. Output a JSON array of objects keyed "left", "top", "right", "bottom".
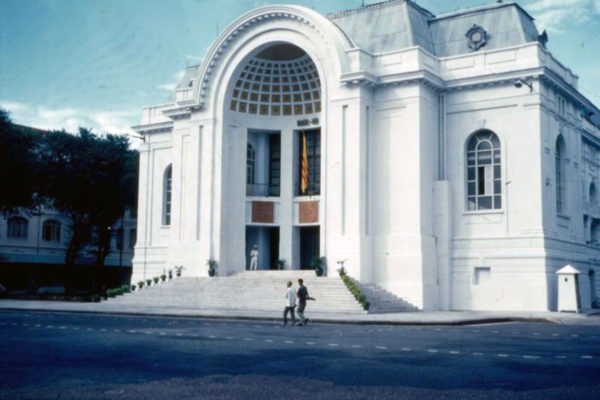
[{"left": 466, "top": 25, "right": 488, "bottom": 51}]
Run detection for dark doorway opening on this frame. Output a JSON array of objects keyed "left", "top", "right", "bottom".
[
  {"left": 269, "top": 228, "right": 280, "bottom": 270},
  {"left": 300, "top": 226, "right": 319, "bottom": 269}
]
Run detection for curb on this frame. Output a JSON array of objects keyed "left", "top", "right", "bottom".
[{"left": 0, "top": 307, "right": 559, "bottom": 326}]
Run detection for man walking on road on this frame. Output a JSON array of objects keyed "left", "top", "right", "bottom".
[
  {"left": 282, "top": 281, "right": 296, "bottom": 326},
  {"left": 295, "top": 278, "right": 315, "bottom": 326}
]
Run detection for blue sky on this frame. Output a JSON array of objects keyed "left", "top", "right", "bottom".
[{"left": 1, "top": 0, "right": 599, "bottom": 135}]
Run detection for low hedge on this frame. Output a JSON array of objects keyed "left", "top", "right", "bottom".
[{"left": 339, "top": 269, "right": 370, "bottom": 311}]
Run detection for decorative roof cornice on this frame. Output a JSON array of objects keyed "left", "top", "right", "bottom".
[{"left": 132, "top": 121, "right": 173, "bottom": 135}]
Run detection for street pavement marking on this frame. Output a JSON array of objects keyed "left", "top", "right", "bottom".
[
  {"left": 329, "top": 343, "right": 339, "bottom": 347},
  {"left": 208, "top": 335, "right": 216, "bottom": 339},
  {"left": 581, "top": 355, "right": 593, "bottom": 359},
  {"left": 114, "top": 329, "right": 120, "bottom": 332},
  {"left": 35, "top": 324, "right": 41, "bottom": 327},
  {"left": 552, "top": 333, "right": 560, "bottom": 337},
  {"left": 556, "top": 355, "right": 567, "bottom": 359},
  {"left": 533, "top": 333, "right": 540, "bottom": 336},
  {"left": 492, "top": 331, "right": 499, "bottom": 334},
  {"left": 127, "top": 330, "right": 136, "bottom": 333},
  {"left": 23, "top": 323, "right": 28, "bottom": 327},
  {"left": 497, "top": 354, "right": 509, "bottom": 358},
  {"left": 523, "top": 355, "right": 541, "bottom": 359},
  {"left": 306, "top": 341, "right": 315, "bottom": 345},
  {"left": 60, "top": 326, "right": 67, "bottom": 329},
  {"left": 226, "top": 336, "right": 234, "bottom": 340},
  {"left": 285, "top": 340, "right": 294, "bottom": 344},
  {"left": 73, "top": 327, "right": 79, "bottom": 330},
  {"left": 47, "top": 325, "right": 53, "bottom": 328},
  {"left": 473, "top": 352, "right": 484, "bottom": 356},
  {"left": 401, "top": 348, "right": 411, "bottom": 352},
  {"left": 427, "top": 349, "right": 438, "bottom": 353},
  {"left": 449, "top": 351, "right": 460, "bottom": 355},
  {"left": 100, "top": 329, "right": 107, "bottom": 332},
  {"left": 243, "top": 338, "right": 254, "bottom": 341},
  {"left": 352, "top": 345, "right": 362, "bottom": 348},
  {"left": 571, "top": 334, "right": 579, "bottom": 338},
  {"left": 264, "top": 339, "right": 273, "bottom": 343},
  {"left": 375, "top": 346, "right": 387, "bottom": 350},
  {"left": 176, "top": 333, "right": 183, "bottom": 336}
]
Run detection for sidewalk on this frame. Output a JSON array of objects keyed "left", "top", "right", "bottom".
[{"left": 1, "top": 299, "right": 599, "bottom": 326}]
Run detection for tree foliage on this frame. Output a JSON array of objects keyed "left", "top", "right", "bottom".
[
  {"left": 1, "top": 108, "right": 139, "bottom": 277},
  {"left": 0, "top": 110, "right": 43, "bottom": 213},
  {"left": 39, "top": 128, "right": 138, "bottom": 269}
]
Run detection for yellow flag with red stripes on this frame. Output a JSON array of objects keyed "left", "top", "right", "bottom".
[{"left": 301, "top": 132, "right": 309, "bottom": 193}]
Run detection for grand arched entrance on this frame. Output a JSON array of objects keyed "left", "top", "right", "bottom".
[{"left": 222, "top": 43, "right": 323, "bottom": 271}]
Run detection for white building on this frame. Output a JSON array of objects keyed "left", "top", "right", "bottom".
[
  {"left": 132, "top": 0, "right": 600, "bottom": 311},
  {"left": 0, "top": 208, "right": 136, "bottom": 267}
]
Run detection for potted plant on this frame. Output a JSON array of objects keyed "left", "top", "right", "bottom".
[
  {"left": 312, "top": 256, "right": 326, "bottom": 277},
  {"left": 175, "top": 266, "right": 184, "bottom": 277},
  {"left": 207, "top": 259, "right": 218, "bottom": 277},
  {"left": 276, "top": 259, "right": 286, "bottom": 270},
  {"left": 168, "top": 270, "right": 173, "bottom": 280},
  {"left": 161, "top": 273, "right": 167, "bottom": 282},
  {"left": 153, "top": 277, "right": 159, "bottom": 284},
  {"left": 146, "top": 279, "right": 152, "bottom": 287},
  {"left": 138, "top": 280, "right": 145, "bottom": 289},
  {"left": 131, "top": 285, "right": 136, "bottom": 291}
]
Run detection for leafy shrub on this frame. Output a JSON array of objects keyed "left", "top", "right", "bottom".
[
  {"left": 90, "top": 294, "right": 101, "bottom": 302},
  {"left": 338, "top": 269, "right": 370, "bottom": 311},
  {"left": 206, "top": 259, "right": 218, "bottom": 277},
  {"left": 121, "top": 284, "right": 130, "bottom": 293},
  {"left": 107, "top": 289, "right": 116, "bottom": 298}
]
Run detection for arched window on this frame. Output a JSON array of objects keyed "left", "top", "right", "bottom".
[
  {"left": 591, "top": 182, "right": 598, "bottom": 206},
  {"left": 7, "top": 217, "right": 28, "bottom": 240},
  {"left": 42, "top": 219, "right": 61, "bottom": 242},
  {"left": 247, "top": 144, "right": 255, "bottom": 185},
  {"left": 466, "top": 130, "right": 501, "bottom": 211},
  {"left": 162, "top": 164, "right": 172, "bottom": 226},
  {"left": 555, "top": 135, "right": 566, "bottom": 214}
]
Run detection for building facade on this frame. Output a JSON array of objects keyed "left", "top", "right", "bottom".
[
  {"left": 132, "top": 0, "right": 600, "bottom": 311},
  {"left": 0, "top": 208, "right": 136, "bottom": 268}
]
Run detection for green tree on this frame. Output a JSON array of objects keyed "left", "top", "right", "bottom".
[
  {"left": 38, "top": 128, "right": 138, "bottom": 284},
  {"left": 0, "top": 109, "right": 42, "bottom": 213}
]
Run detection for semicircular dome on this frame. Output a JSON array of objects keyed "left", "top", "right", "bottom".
[{"left": 228, "top": 44, "right": 321, "bottom": 117}]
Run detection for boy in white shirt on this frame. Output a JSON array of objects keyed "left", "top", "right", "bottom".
[{"left": 282, "top": 281, "right": 296, "bottom": 326}]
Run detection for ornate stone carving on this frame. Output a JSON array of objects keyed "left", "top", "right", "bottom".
[{"left": 466, "top": 25, "right": 488, "bottom": 51}]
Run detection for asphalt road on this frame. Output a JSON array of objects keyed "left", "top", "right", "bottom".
[{"left": 1, "top": 310, "right": 599, "bottom": 399}]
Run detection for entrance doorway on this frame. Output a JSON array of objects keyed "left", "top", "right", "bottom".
[
  {"left": 300, "top": 226, "right": 319, "bottom": 269},
  {"left": 246, "top": 226, "right": 279, "bottom": 270}
]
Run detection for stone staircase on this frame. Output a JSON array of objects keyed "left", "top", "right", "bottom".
[
  {"left": 358, "top": 283, "right": 418, "bottom": 313},
  {"left": 111, "top": 271, "right": 367, "bottom": 314}
]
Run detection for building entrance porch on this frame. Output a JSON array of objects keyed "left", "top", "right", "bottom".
[{"left": 245, "top": 226, "right": 279, "bottom": 270}]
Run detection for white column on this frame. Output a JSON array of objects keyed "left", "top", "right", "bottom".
[{"left": 279, "top": 127, "right": 295, "bottom": 269}]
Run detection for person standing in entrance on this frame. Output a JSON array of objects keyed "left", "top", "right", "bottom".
[
  {"left": 249, "top": 245, "right": 259, "bottom": 270},
  {"left": 282, "top": 281, "right": 296, "bottom": 326},
  {"left": 295, "top": 278, "right": 315, "bottom": 326}
]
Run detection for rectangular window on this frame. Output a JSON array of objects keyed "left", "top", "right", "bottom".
[
  {"left": 116, "top": 228, "right": 124, "bottom": 251},
  {"left": 298, "top": 129, "right": 320, "bottom": 195},
  {"left": 269, "top": 135, "right": 281, "bottom": 196}
]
